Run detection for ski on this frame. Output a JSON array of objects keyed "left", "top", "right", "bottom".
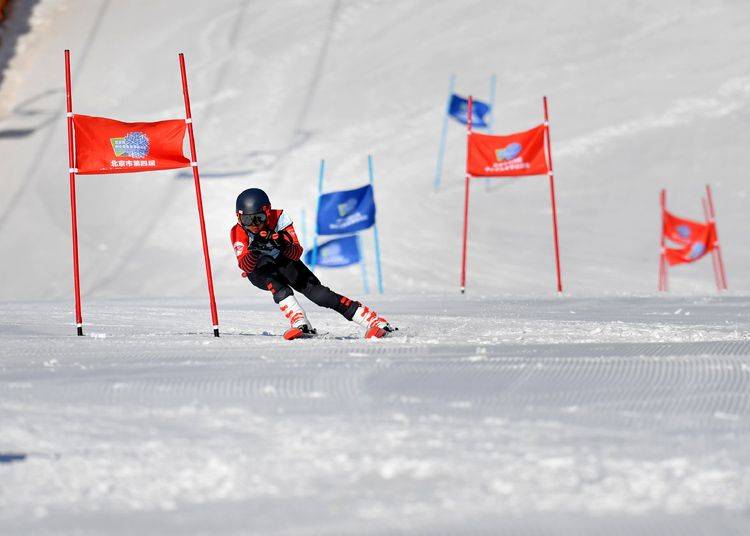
[
  {"left": 281, "top": 326, "right": 398, "bottom": 340},
  {"left": 365, "top": 325, "right": 398, "bottom": 339},
  {"left": 283, "top": 326, "right": 318, "bottom": 340}
]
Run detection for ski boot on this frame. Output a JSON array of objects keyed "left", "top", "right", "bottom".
[
  {"left": 279, "top": 295, "right": 316, "bottom": 340},
  {"left": 351, "top": 305, "right": 396, "bottom": 339}
]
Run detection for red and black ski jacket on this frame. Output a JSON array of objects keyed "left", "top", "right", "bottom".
[{"left": 230, "top": 209, "right": 303, "bottom": 275}]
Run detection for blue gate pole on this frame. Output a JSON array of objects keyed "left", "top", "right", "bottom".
[
  {"left": 311, "top": 159, "right": 325, "bottom": 269},
  {"left": 300, "top": 208, "right": 308, "bottom": 249},
  {"left": 368, "top": 154, "right": 384, "bottom": 293},
  {"left": 485, "top": 73, "right": 497, "bottom": 192},
  {"left": 357, "top": 234, "right": 370, "bottom": 294},
  {"left": 433, "top": 74, "right": 456, "bottom": 191}
]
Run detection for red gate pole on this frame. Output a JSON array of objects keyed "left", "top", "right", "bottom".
[
  {"left": 543, "top": 96, "right": 563, "bottom": 292},
  {"left": 705, "top": 184, "right": 728, "bottom": 289},
  {"left": 65, "top": 50, "right": 83, "bottom": 336},
  {"left": 658, "top": 189, "right": 668, "bottom": 292},
  {"left": 702, "top": 197, "right": 722, "bottom": 291},
  {"left": 178, "top": 53, "right": 220, "bottom": 337},
  {"left": 460, "top": 96, "right": 474, "bottom": 294}
]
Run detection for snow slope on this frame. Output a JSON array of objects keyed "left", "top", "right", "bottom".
[
  {"left": 0, "top": 0, "right": 748, "bottom": 301},
  {"left": 2, "top": 295, "right": 750, "bottom": 535},
  {"left": 1, "top": 1, "right": 750, "bottom": 534}
]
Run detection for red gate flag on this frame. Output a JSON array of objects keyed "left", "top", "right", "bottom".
[
  {"left": 663, "top": 209, "right": 711, "bottom": 246},
  {"left": 467, "top": 124, "right": 548, "bottom": 177},
  {"left": 72, "top": 115, "right": 190, "bottom": 174},
  {"left": 664, "top": 225, "right": 716, "bottom": 265},
  {"left": 662, "top": 209, "right": 716, "bottom": 266}
]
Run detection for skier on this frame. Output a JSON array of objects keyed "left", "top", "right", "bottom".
[{"left": 230, "top": 188, "right": 396, "bottom": 340}]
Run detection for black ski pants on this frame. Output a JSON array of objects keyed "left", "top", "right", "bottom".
[{"left": 248, "top": 255, "right": 358, "bottom": 320}]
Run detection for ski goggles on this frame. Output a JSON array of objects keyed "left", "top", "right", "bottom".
[{"left": 239, "top": 212, "right": 267, "bottom": 227}]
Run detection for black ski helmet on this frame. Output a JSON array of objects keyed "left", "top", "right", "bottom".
[{"left": 236, "top": 188, "right": 270, "bottom": 214}]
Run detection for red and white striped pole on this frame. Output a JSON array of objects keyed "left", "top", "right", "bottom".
[
  {"left": 543, "top": 96, "right": 563, "bottom": 292},
  {"left": 705, "top": 184, "right": 728, "bottom": 290},
  {"left": 178, "top": 53, "right": 220, "bottom": 337},
  {"left": 460, "top": 96, "right": 473, "bottom": 293},
  {"left": 658, "top": 189, "right": 668, "bottom": 292},
  {"left": 702, "top": 197, "right": 723, "bottom": 291},
  {"left": 65, "top": 50, "right": 84, "bottom": 336}
]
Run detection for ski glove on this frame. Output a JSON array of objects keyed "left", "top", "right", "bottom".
[
  {"left": 254, "top": 230, "right": 286, "bottom": 247},
  {"left": 238, "top": 249, "right": 262, "bottom": 275},
  {"left": 251, "top": 229, "right": 302, "bottom": 261},
  {"left": 277, "top": 229, "right": 303, "bottom": 261}
]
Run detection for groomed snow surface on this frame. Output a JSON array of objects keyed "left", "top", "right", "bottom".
[{"left": 2, "top": 295, "right": 750, "bottom": 535}]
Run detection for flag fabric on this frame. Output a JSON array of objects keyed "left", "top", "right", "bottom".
[
  {"left": 664, "top": 226, "right": 716, "bottom": 265},
  {"left": 662, "top": 210, "right": 711, "bottom": 246},
  {"left": 317, "top": 184, "right": 376, "bottom": 235},
  {"left": 73, "top": 115, "right": 190, "bottom": 174},
  {"left": 305, "top": 235, "right": 361, "bottom": 267},
  {"left": 662, "top": 209, "right": 716, "bottom": 266},
  {"left": 448, "top": 94, "right": 491, "bottom": 128},
  {"left": 467, "top": 124, "right": 548, "bottom": 177}
]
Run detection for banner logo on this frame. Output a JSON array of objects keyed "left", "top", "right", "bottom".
[
  {"left": 495, "top": 143, "right": 522, "bottom": 162},
  {"left": 676, "top": 225, "right": 691, "bottom": 239},
  {"left": 110, "top": 132, "right": 150, "bottom": 158},
  {"left": 337, "top": 198, "right": 357, "bottom": 217},
  {"left": 688, "top": 242, "right": 705, "bottom": 260},
  {"left": 320, "top": 242, "right": 342, "bottom": 262}
]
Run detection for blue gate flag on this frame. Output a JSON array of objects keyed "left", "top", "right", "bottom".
[
  {"left": 305, "top": 235, "right": 361, "bottom": 267},
  {"left": 317, "top": 184, "right": 375, "bottom": 235},
  {"left": 448, "top": 94, "right": 490, "bottom": 127}
]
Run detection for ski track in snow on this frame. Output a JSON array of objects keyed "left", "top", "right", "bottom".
[{"left": 1, "top": 295, "right": 749, "bottom": 535}]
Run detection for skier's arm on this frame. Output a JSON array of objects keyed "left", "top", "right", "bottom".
[
  {"left": 239, "top": 249, "right": 262, "bottom": 274},
  {"left": 231, "top": 225, "right": 261, "bottom": 276},
  {"left": 277, "top": 225, "right": 303, "bottom": 261}
]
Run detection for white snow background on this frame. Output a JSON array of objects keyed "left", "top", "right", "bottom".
[{"left": 0, "top": 1, "right": 749, "bottom": 534}]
